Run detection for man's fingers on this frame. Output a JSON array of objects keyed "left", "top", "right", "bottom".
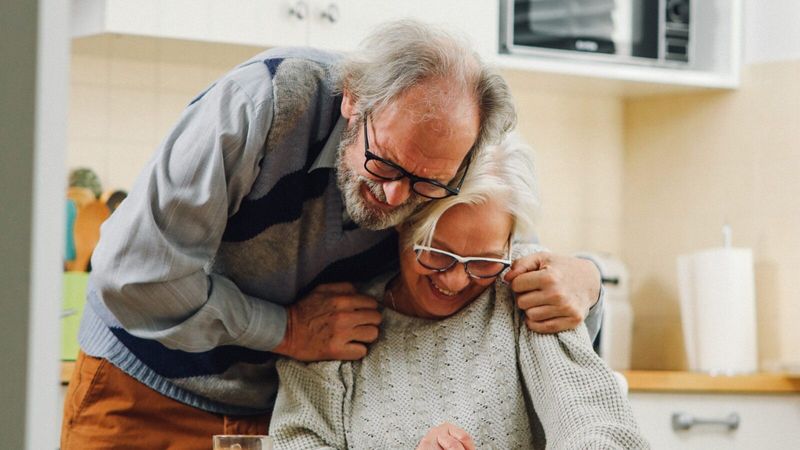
[
  {"left": 515, "top": 290, "right": 551, "bottom": 310},
  {"left": 504, "top": 252, "right": 548, "bottom": 283},
  {"left": 350, "top": 324, "right": 380, "bottom": 344},
  {"left": 524, "top": 305, "right": 564, "bottom": 323},
  {"left": 330, "top": 294, "right": 380, "bottom": 311},
  {"left": 510, "top": 268, "right": 556, "bottom": 294},
  {"left": 331, "top": 309, "right": 382, "bottom": 329},
  {"left": 313, "top": 282, "right": 357, "bottom": 294},
  {"left": 526, "top": 316, "right": 580, "bottom": 334},
  {"left": 337, "top": 342, "right": 369, "bottom": 360}
]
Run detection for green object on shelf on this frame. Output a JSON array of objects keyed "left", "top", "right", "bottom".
[
  {"left": 68, "top": 167, "right": 102, "bottom": 198},
  {"left": 61, "top": 272, "right": 89, "bottom": 361}
]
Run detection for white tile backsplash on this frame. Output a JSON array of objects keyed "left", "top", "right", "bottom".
[
  {"left": 157, "top": 61, "right": 218, "bottom": 94},
  {"left": 69, "top": 35, "right": 263, "bottom": 189},
  {"left": 109, "top": 57, "right": 158, "bottom": 89},
  {"left": 69, "top": 84, "right": 109, "bottom": 140},
  {"left": 107, "top": 88, "right": 158, "bottom": 143},
  {"left": 70, "top": 53, "right": 109, "bottom": 85},
  {"left": 105, "top": 141, "right": 158, "bottom": 191}
]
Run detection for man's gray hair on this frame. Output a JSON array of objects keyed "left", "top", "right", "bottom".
[
  {"left": 403, "top": 133, "right": 540, "bottom": 248},
  {"left": 334, "top": 19, "right": 517, "bottom": 154}
]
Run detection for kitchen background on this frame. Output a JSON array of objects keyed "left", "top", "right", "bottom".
[
  {"left": 29, "top": 0, "right": 796, "bottom": 447},
  {"left": 66, "top": 2, "right": 799, "bottom": 373}
]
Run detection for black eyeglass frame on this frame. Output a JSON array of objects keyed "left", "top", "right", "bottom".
[{"left": 362, "top": 114, "right": 472, "bottom": 199}]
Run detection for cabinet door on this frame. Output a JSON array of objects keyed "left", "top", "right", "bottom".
[
  {"left": 105, "top": 0, "right": 221, "bottom": 43},
  {"left": 305, "top": 0, "right": 416, "bottom": 52},
  {"left": 208, "top": 0, "right": 308, "bottom": 47},
  {"left": 158, "top": 0, "right": 212, "bottom": 42},
  {"left": 104, "top": 0, "right": 308, "bottom": 48},
  {"left": 629, "top": 393, "right": 800, "bottom": 449},
  {"left": 104, "top": 0, "right": 159, "bottom": 36},
  {"left": 306, "top": 0, "right": 497, "bottom": 58}
]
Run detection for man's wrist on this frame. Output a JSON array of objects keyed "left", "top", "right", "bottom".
[
  {"left": 574, "top": 253, "right": 603, "bottom": 307},
  {"left": 271, "top": 306, "right": 294, "bottom": 356}
]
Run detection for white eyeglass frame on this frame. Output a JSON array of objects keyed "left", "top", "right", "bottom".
[{"left": 412, "top": 240, "right": 513, "bottom": 279}]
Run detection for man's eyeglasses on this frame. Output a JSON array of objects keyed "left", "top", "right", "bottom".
[
  {"left": 413, "top": 240, "right": 512, "bottom": 279},
  {"left": 363, "top": 114, "right": 471, "bottom": 199}
]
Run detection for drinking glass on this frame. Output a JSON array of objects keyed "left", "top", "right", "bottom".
[{"left": 212, "top": 435, "right": 273, "bottom": 450}]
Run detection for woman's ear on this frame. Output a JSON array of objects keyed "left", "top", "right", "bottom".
[{"left": 341, "top": 88, "right": 356, "bottom": 119}]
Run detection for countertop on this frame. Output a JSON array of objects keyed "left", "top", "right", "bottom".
[
  {"left": 61, "top": 361, "right": 800, "bottom": 393},
  {"left": 622, "top": 370, "right": 800, "bottom": 394}
]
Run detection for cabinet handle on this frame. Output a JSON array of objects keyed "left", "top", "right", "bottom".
[
  {"left": 319, "top": 3, "right": 339, "bottom": 24},
  {"left": 671, "top": 412, "right": 740, "bottom": 431},
  {"left": 288, "top": 1, "right": 308, "bottom": 20}
]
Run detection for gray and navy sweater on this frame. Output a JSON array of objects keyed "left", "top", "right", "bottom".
[{"left": 80, "top": 48, "right": 397, "bottom": 415}]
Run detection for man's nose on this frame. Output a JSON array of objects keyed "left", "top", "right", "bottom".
[
  {"left": 381, "top": 179, "right": 412, "bottom": 206},
  {"left": 435, "top": 264, "right": 471, "bottom": 293}
]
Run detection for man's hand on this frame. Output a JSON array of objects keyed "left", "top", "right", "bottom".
[
  {"left": 504, "top": 252, "right": 601, "bottom": 333},
  {"left": 416, "top": 422, "right": 475, "bottom": 450},
  {"left": 271, "top": 282, "right": 381, "bottom": 361}
]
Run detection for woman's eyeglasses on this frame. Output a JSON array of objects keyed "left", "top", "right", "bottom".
[
  {"left": 363, "top": 114, "right": 471, "bottom": 199},
  {"left": 413, "top": 241, "right": 512, "bottom": 279}
]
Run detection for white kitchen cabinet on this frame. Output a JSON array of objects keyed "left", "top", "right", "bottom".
[
  {"left": 71, "top": 0, "right": 496, "bottom": 58},
  {"left": 70, "top": 0, "right": 740, "bottom": 94},
  {"left": 305, "top": 1, "right": 497, "bottom": 58},
  {"left": 629, "top": 392, "right": 800, "bottom": 449},
  {"left": 72, "top": 0, "right": 307, "bottom": 48},
  {"left": 207, "top": 0, "right": 307, "bottom": 48}
]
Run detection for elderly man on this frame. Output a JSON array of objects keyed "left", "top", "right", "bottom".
[{"left": 61, "top": 20, "right": 604, "bottom": 449}]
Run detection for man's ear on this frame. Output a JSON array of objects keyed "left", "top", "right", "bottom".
[{"left": 341, "top": 88, "right": 356, "bottom": 119}]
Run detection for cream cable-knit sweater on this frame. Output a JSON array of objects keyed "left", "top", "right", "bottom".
[{"left": 270, "top": 275, "right": 648, "bottom": 449}]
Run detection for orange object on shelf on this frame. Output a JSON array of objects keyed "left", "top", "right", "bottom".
[{"left": 65, "top": 200, "right": 110, "bottom": 272}]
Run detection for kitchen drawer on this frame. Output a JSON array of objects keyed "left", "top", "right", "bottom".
[{"left": 629, "top": 392, "right": 800, "bottom": 449}]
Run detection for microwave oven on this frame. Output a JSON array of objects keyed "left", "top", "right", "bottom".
[{"left": 500, "top": 0, "right": 692, "bottom": 67}]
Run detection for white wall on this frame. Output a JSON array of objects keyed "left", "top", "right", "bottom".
[{"left": 744, "top": 0, "right": 800, "bottom": 64}]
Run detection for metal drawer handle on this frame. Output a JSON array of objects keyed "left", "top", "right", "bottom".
[{"left": 672, "top": 412, "right": 740, "bottom": 431}]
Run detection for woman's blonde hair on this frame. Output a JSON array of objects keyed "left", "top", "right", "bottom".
[{"left": 402, "top": 133, "right": 540, "bottom": 248}]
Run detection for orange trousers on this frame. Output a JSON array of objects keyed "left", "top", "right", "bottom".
[{"left": 61, "top": 352, "right": 271, "bottom": 450}]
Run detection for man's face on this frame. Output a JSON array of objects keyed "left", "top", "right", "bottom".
[{"left": 336, "top": 83, "right": 480, "bottom": 230}]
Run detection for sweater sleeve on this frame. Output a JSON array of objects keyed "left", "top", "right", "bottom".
[
  {"left": 88, "top": 61, "right": 289, "bottom": 352},
  {"left": 513, "top": 299, "right": 649, "bottom": 449},
  {"left": 270, "top": 358, "right": 350, "bottom": 450}
]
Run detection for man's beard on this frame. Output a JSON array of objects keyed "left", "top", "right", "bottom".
[{"left": 335, "top": 122, "right": 425, "bottom": 230}]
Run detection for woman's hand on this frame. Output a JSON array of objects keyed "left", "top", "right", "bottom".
[{"left": 416, "top": 422, "right": 475, "bottom": 450}]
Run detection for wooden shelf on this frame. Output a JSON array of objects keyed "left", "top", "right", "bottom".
[
  {"left": 60, "top": 361, "right": 800, "bottom": 395},
  {"left": 624, "top": 370, "right": 800, "bottom": 394},
  {"left": 62, "top": 361, "right": 75, "bottom": 384}
]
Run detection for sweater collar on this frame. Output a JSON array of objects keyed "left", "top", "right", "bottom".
[{"left": 308, "top": 116, "right": 347, "bottom": 173}]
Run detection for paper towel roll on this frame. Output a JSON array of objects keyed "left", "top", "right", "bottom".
[{"left": 677, "top": 248, "right": 758, "bottom": 374}]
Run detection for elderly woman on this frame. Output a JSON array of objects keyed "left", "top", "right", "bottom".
[{"left": 269, "top": 135, "right": 648, "bottom": 449}]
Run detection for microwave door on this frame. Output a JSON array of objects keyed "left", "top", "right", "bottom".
[{"left": 513, "top": 0, "right": 616, "bottom": 54}]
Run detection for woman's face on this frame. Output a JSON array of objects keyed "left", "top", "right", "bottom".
[{"left": 398, "top": 201, "right": 513, "bottom": 319}]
